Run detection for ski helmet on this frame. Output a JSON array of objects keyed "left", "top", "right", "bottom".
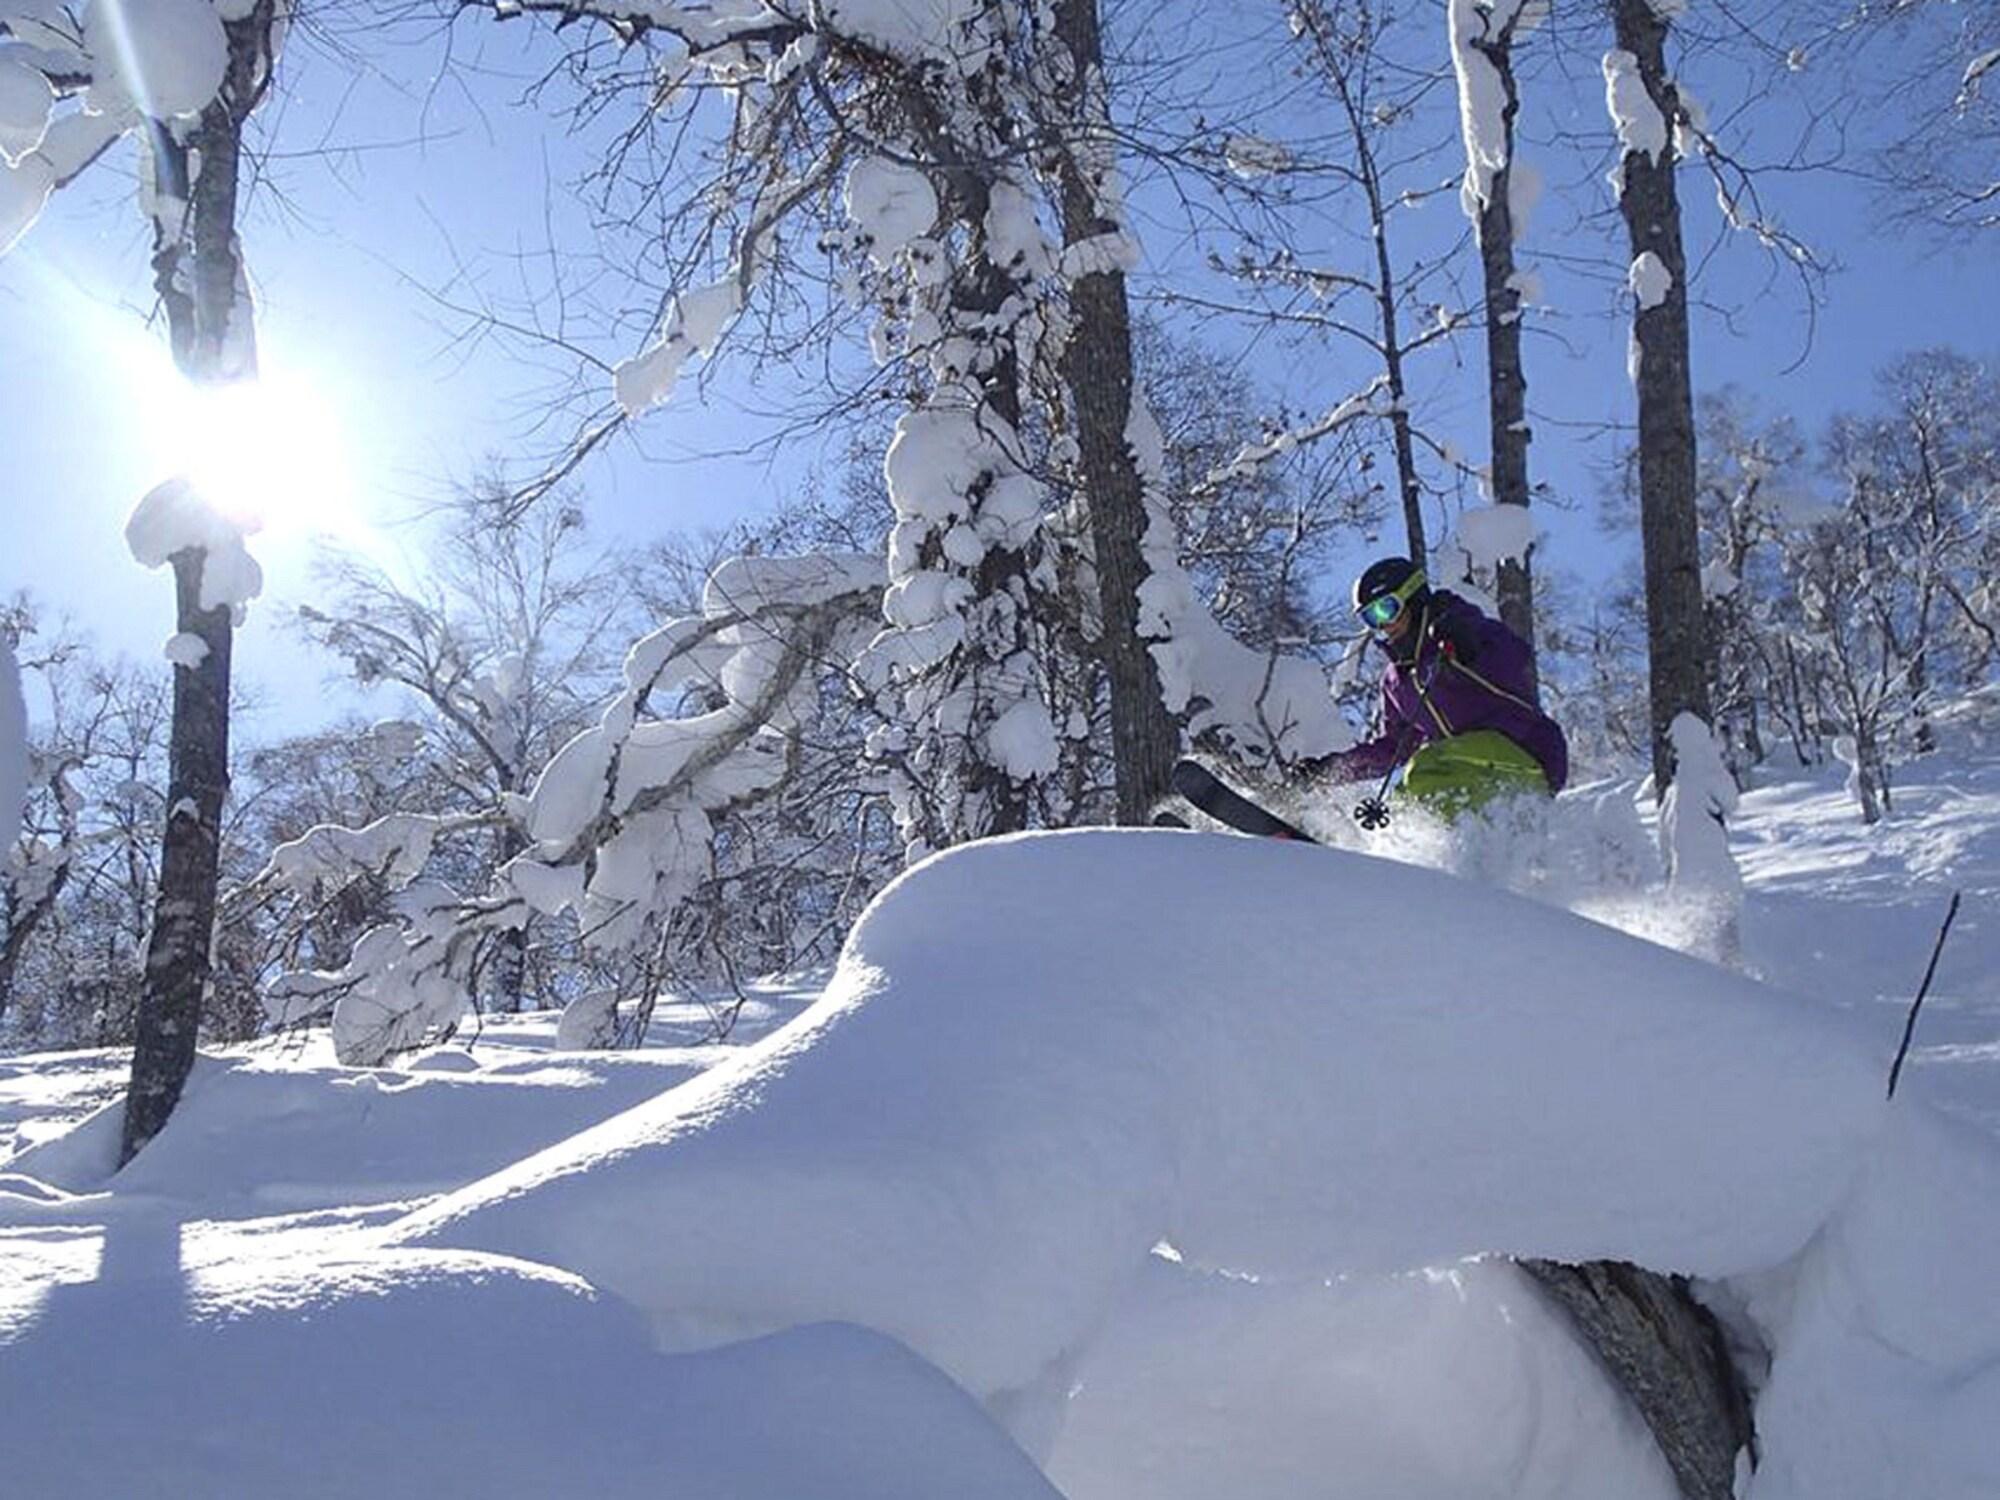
[{"left": 1352, "top": 556, "right": 1427, "bottom": 631}]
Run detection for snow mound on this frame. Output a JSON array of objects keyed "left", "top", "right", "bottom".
[
  {"left": 399, "top": 829, "right": 1886, "bottom": 1406},
  {"left": 0, "top": 1231, "right": 1059, "bottom": 1500}
]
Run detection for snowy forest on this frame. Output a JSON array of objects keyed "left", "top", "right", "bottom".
[{"left": 2, "top": 0, "right": 1998, "bottom": 1497}]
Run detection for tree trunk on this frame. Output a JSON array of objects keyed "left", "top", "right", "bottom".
[
  {"left": 1467, "top": 21, "right": 1537, "bottom": 675},
  {"left": 1052, "top": 0, "right": 1180, "bottom": 825},
  {"left": 122, "top": 553, "right": 233, "bottom": 1164},
  {"left": 1612, "top": 0, "right": 1712, "bottom": 796},
  {"left": 1521, "top": 1259, "right": 1757, "bottom": 1499},
  {"left": 121, "top": 4, "right": 271, "bottom": 1163},
  {"left": 1365, "top": 175, "right": 1428, "bottom": 569}
]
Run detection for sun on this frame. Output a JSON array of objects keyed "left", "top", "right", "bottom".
[{"left": 165, "top": 366, "right": 365, "bottom": 539}]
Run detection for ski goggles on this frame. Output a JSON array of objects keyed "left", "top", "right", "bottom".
[{"left": 1356, "top": 569, "right": 1426, "bottom": 631}]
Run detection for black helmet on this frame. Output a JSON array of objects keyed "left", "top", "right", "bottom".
[{"left": 1353, "top": 556, "right": 1427, "bottom": 630}]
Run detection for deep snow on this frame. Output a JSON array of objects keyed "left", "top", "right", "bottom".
[{"left": 2, "top": 763, "right": 1998, "bottom": 1498}]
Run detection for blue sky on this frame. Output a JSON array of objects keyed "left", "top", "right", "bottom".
[{"left": 0, "top": 7, "right": 1989, "bottom": 737}]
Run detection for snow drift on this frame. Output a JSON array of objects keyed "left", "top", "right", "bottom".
[
  {"left": 0, "top": 1234, "right": 1060, "bottom": 1500},
  {"left": 387, "top": 827, "right": 1982, "bottom": 1496},
  {"left": 7, "top": 824, "right": 1998, "bottom": 1497}
]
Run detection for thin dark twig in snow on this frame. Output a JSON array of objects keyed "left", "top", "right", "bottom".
[{"left": 1887, "top": 891, "right": 1962, "bottom": 1100}]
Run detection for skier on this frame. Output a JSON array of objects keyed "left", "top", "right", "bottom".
[{"left": 1309, "top": 557, "right": 1568, "bottom": 824}]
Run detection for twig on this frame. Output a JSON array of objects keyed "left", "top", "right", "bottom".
[{"left": 1887, "top": 891, "right": 1962, "bottom": 1100}]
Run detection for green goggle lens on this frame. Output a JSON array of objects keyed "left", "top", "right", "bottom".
[
  {"left": 1357, "top": 569, "right": 1426, "bottom": 631},
  {"left": 1359, "top": 594, "right": 1403, "bottom": 628}
]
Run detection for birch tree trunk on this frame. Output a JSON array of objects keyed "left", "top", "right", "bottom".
[
  {"left": 1612, "top": 0, "right": 1712, "bottom": 795},
  {"left": 1051, "top": 0, "right": 1179, "bottom": 824}
]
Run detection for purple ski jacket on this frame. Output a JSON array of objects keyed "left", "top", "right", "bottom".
[{"left": 1319, "top": 590, "right": 1569, "bottom": 792}]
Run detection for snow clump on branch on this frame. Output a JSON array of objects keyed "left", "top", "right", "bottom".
[
  {"left": 125, "top": 477, "right": 265, "bottom": 620},
  {"left": 80, "top": 0, "right": 228, "bottom": 120},
  {"left": 0, "top": 53, "right": 54, "bottom": 164},
  {"left": 613, "top": 278, "right": 744, "bottom": 415},
  {"left": 1602, "top": 48, "right": 1670, "bottom": 191}
]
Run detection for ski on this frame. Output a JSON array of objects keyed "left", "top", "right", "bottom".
[
  {"left": 1169, "top": 759, "right": 1318, "bottom": 843},
  {"left": 1150, "top": 809, "right": 1193, "bottom": 830}
]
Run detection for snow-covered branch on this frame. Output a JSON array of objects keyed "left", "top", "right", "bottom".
[{"left": 264, "top": 552, "right": 883, "bottom": 1064}]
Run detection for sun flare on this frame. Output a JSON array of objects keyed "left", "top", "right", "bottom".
[{"left": 159, "top": 368, "right": 365, "bottom": 538}]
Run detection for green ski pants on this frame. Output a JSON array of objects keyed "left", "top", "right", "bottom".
[{"left": 1396, "top": 729, "right": 1550, "bottom": 818}]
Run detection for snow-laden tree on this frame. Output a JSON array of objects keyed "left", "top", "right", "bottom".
[
  {"left": 449, "top": 0, "right": 1357, "bottom": 820},
  {"left": 297, "top": 488, "right": 635, "bottom": 1010},
  {"left": 259, "top": 552, "right": 883, "bottom": 1065},
  {"left": 1658, "top": 710, "right": 1743, "bottom": 964}
]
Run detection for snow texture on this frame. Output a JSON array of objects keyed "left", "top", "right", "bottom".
[
  {"left": 818, "top": 0, "right": 988, "bottom": 61},
  {"left": 0, "top": 53, "right": 53, "bottom": 166},
  {"left": 1448, "top": 0, "right": 1512, "bottom": 221},
  {"left": 1659, "top": 713, "right": 1743, "bottom": 963},
  {"left": 1452, "top": 503, "right": 1536, "bottom": 571},
  {"left": 124, "top": 476, "right": 264, "bottom": 616},
  {"left": 0, "top": 148, "right": 53, "bottom": 256},
  {"left": 1965, "top": 48, "right": 2000, "bottom": 100},
  {"left": 1629, "top": 249, "right": 1673, "bottom": 310},
  {"left": 401, "top": 831, "right": 1886, "bottom": 1410},
  {"left": 612, "top": 277, "right": 743, "bottom": 415},
  {"left": 81, "top": 0, "right": 229, "bottom": 120},
  {"left": 1136, "top": 400, "right": 1351, "bottom": 765},
  {"left": 510, "top": 550, "right": 878, "bottom": 953},
  {"left": 267, "top": 814, "right": 441, "bottom": 891},
  {"left": 0, "top": 638, "right": 23, "bottom": 851},
  {"left": 0, "top": 1254, "right": 1061, "bottom": 1500},
  {"left": 162, "top": 631, "right": 210, "bottom": 669},
  {"left": 845, "top": 156, "right": 938, "bottom": 268},
  {"left": 1222, "top": 133, "right": 1292, "bottom": 179},
  {"left": 1602, "top": 48, "right": 1669, "bottom": 191},
  {"left": 8, "top": 793, "right": 2000, "bottom": 1495},
  {"left": 1058, "top": 229, "right": 1141, "bottom": 281}
]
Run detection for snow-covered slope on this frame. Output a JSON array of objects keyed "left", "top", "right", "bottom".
[{"left": 1, "top": 786, "right": 1997, "bottom": 1499}]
